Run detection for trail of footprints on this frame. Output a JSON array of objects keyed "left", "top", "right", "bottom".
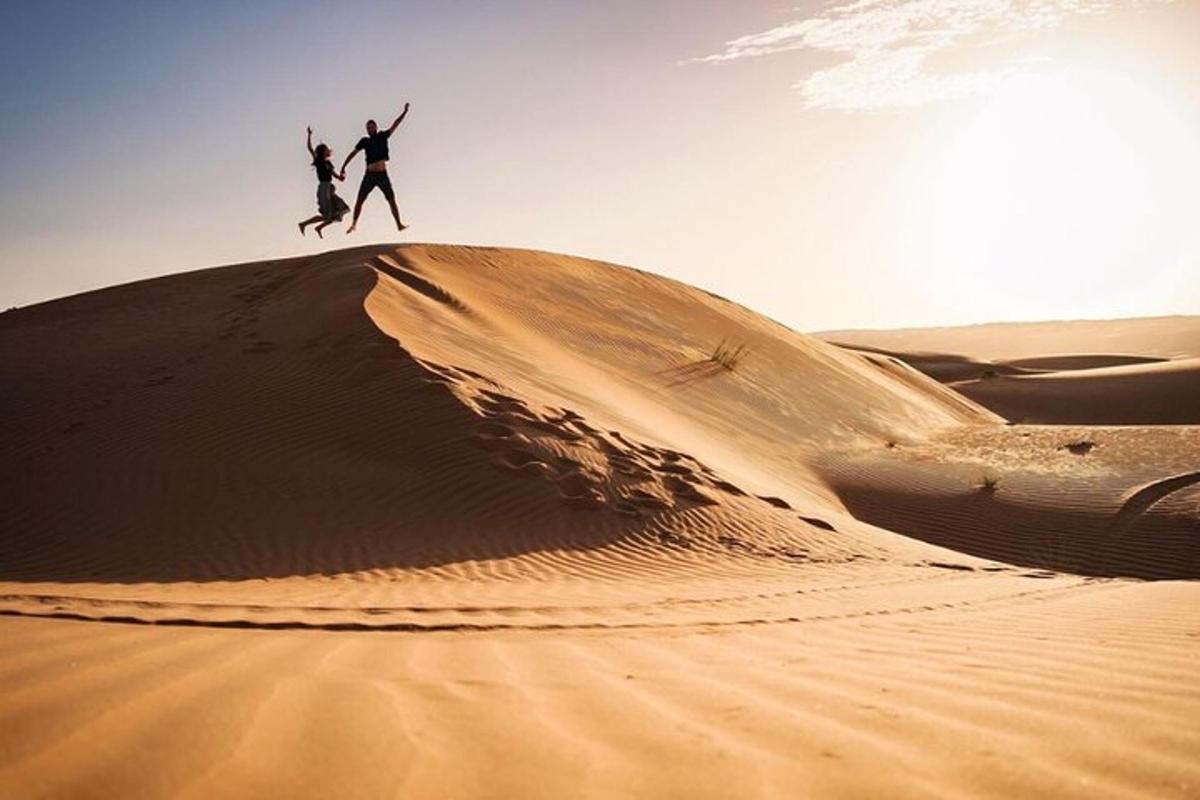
[
  {"left": 418, "top": 359, "right": 838, "bottom": 546},
  {"left": 47, "top": 267, "right": 295, "bottom": 447},
  {"left": 216, "top": 266, "right": 295, "bottom": 355},
  {"left": 472, "top": 390, "right": 724, "bottom": 515},
  {"left": 36, "top": 266, "right": 280, "bottom": 454}
]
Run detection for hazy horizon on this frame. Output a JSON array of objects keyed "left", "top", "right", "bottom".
[{"left": 2, "top": 0, "right": 1197, "bottom": 331}]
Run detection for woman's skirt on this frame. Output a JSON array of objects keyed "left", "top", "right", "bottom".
[{"left": 317, "top": 181, "right": 350, "bottom": 222}]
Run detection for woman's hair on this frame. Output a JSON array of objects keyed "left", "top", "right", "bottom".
[{"left": 312, "top": 143, "right": 330, "bottom": 165}]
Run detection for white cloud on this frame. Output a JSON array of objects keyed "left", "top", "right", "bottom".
[{"left": 686, "top": 0, "right": 1172, "bottom": 111}]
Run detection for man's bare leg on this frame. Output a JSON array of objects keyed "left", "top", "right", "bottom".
[
  {"left": 387, "top": 198, "right": 407, "bottom": 231},
  {"left": 347, "top": 184, "right": 369, "bottom": 234},
  {"left": 346, "top": 201, "right": 364, "bottom": 234}
]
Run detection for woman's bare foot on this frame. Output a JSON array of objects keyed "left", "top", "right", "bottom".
[
  {"left": 298, "top": 222, "right": 307, "bottom": 236},
  {"left": 316, "top": 227, "right": 324, "bottom": 239}
]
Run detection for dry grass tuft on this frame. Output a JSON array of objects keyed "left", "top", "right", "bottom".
[{"left": 711, "top": 339, "right": 749, "bottom": 371}]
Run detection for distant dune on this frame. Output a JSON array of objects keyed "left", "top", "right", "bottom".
[
  {"left": 819, "top": 315, "right": 1200, "bottom": 360},
  {"left": 950, "top": 357, "right": 1200, "bottom": 425},
  {"left": 820, "top": 317, "right": 1200, "bottom": 424},
  {"left": 2, "top": 245, "right": 1197, "bottom": 798}
]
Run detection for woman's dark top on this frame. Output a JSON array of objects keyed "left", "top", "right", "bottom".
[{"left": 315, "top": 159, "right": 335, "bottom": 182}]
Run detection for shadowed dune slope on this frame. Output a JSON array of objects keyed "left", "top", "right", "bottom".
[{"left": 1004, "top": 353, "right": 1168, "bottom": 371}]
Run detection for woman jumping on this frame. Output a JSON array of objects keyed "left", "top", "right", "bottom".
[{"left": 298, "top": 126, "right": 350, "bottom": 238}]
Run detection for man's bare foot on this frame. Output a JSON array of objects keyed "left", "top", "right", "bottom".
[
  {"left": 397, "top": 222, "right": 409, "bottom": 232},
  {"left": 346, "top": 224, "right": 356, "bottom": 235}
]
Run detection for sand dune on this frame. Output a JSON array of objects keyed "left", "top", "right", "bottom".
[
  {"left": 833, "top": 342, "right": 1030, "bottom": 383},
  {"left": 819, "top": 424, "right": 1200, "bottom": 578},
  {"left": 2, "top": 245, "right": 1198, "bottom": 798},
  {"left": 950, "top": 357, "right": 1200, "bottom": 425},
  {"left": 819, "top": 316, "right": 1200, "bottom": 360},
  {"left": 822, "top": 318, "right": 1200, "bottom": 424}
]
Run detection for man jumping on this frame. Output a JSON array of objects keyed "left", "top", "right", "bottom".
[{"left": 342, "top": 103, "right": 410, "bottom": 234}]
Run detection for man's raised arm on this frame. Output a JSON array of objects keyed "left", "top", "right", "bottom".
[{"left": 386, "top": 103, "right": 411, "bottom": 135}]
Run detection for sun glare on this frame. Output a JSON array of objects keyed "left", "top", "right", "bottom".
[{"left": 913, "top": 65, "right": 1200, "bottom": 318}]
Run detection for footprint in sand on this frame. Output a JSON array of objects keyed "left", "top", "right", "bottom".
[
  {"left": 758, "top": 495, "right": 793, "bottom": 510},
  {"left": 711, "top": 480, "right": 747, "bottom": 497},
  {"left": 625, "top": 488, "right": 672, "bottom": 511},
  {"left": 565, "top": 418, "right": 599, "bottom": 436},
  {"left": 470, "top": 422, "right": 531, "bottom": 451},
  {"left": 609, "top": 454, "right": 653, "bottom": 479},
  {"left": 556, "top": 471, "right": 597, "bottom": 496},
  {"left": 557, "top": 471, "right": 607, "bottom": 511},
  {"left": 563, "top": 489, "right": 607, "bottom": 511},
  {"left": 476, "top": 421, "right": 518, "bottom": 438},
  {"left": 495, "top": 447, "right": 553, "bottom": 478},
  {"left": 663, "top": 476, "right": 719, "bottom": 506},
  {"left": 612, "top": 500, "right": 642, "bottom": 517}
]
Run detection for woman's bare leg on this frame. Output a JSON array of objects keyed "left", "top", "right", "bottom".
[
  {"left": 314, "top": 220, "right": 335, "bottom": 238},
  {"left": 299, "top": 215, "right": 323, "bottom": 235}
]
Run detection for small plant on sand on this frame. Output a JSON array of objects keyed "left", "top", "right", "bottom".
[
  {"left": 710, "top": 339, "right": 749, "bottom": 371},
  {"left": 978, "top": 474, "right": 1000, "bottom": 493}
]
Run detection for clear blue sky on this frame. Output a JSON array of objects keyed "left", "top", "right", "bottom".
[{"left": 2, "top": 0, "right": 1197, "bottom": 330}]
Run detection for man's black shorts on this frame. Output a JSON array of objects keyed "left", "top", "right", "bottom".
[{"left": 357, "top": 170, "right": 395, "bottom": 203}]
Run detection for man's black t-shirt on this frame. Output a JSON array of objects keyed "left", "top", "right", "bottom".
[{"left": 357, "top": 130, "right": 392, "bottom": 165}]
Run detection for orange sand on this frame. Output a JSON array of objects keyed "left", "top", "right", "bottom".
[{"left": 1, "top": 245, "right": 1197, "bottom": 798}]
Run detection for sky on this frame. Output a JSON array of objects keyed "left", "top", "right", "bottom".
[{"left": 0, "top": 0, "right": 1197, "bottom": 331}]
